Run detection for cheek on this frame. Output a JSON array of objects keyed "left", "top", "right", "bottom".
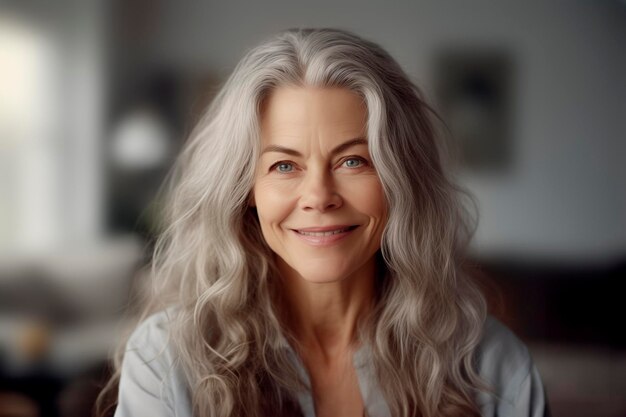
[
  {"left": 369, "top": 183, "right": 387, "bottom": 216},
  {"left": 253, "top": 181, "right": 294, "bottom": 228},
  {"left": 341, "top": 178, "right": 387, "bottom": 219}
]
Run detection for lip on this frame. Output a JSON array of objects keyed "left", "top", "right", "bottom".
[{"left": 290, "top": 225, "right": 359, "bottom": 246}]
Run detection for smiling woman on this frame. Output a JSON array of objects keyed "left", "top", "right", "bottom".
[
  {"left": 253, "top": 87, "right": 386, "bottom": 288},
  {"left": 97, "top": 28, "right": 549, "bottom": 417},
  {"left": 253, "top": 87, "right": 388, "bottom": 416}
]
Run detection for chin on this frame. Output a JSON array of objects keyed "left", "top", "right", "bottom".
[
  {"left": 292, "top": 258, "right": 360, "bottom": 284},
  {"left": 275, "top": 248, "right": 381, "bottom": 285}
]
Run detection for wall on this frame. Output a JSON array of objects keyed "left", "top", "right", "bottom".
[
  {"left": 0, "top": 0, "right": 107, "bottom": 255},
  {"left": 139, "top": 0, "right": 625, "bottom": 263}
]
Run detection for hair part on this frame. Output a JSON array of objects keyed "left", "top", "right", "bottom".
[{"left": 97, "top": 27, "right": 487, "bottom": 417}]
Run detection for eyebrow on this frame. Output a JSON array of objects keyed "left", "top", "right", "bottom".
[{"left": 261, "top": 137, "right": 368, "bottom": 157}]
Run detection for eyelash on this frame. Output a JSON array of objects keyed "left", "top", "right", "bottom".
[
  {"left": 271, "top": 161, "right": 296, "bottom": 173},
  {"left": 269, "top": 156, "right": 369, "bottom": 173},
  {"left": 341, "top": 156, "right": 367, "bottom": 168}
]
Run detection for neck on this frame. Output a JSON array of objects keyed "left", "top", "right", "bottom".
[{"left": 277, "top": 256, "right": 377, "bottom": 360}]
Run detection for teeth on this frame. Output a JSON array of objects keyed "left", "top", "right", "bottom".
[{"left": 298, "top": 227, "right": 352, "bottom": 236}]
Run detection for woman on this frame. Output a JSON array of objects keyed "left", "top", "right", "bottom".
[{"left": 99, "top": 28, "right": 548, "bottom": 417}]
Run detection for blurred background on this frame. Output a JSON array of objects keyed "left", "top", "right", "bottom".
[{"left": 0, "top": 0, "right": 624, "bottom": 416}]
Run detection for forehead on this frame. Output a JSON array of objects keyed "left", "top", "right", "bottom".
[{"left": 259, "top": 86, "right": 367, "bottom": 143}]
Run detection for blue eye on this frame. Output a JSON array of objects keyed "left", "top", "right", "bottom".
[
  {"left": 275, "top": 162, "right": 294, "bottom": 173},
  {"left": 343, "top": 158, "right": 364, "bottom": 168}
]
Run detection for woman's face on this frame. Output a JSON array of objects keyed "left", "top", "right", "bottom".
[{"left": 253, "top": 86, "right": 387, "bottom": 283}]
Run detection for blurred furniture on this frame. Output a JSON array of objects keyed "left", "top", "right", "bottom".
[
  {"left": 475, "top": 258, "right": 626, "bottom": 417},
  {"left": 0, "top": 236, "right": 143, "bottom": 417},
  {"left": 2, "top": 247, "right": 625, "bottom": 416}
]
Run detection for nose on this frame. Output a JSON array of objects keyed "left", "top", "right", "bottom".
[{"left": 298, "top": 167, "right": 343, "bottom": 212}]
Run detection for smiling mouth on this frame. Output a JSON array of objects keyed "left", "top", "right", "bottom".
[{"left": 295, "top": 225, "right": 358, "bottom": 236}]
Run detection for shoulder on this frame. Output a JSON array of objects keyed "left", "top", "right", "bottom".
[
  {"left": 123, "top": 308, "right": 184, "bottom": 384},
  {"left": 126, "top": 309, "right": 176, "bottom": 355},
  {"left": 115, "top": 309, "right": 192, "bottom": 417},
  {"left": 475, "top": 316, "right": 549, "bottom": 416},
  {"left": 476, "top": 316, "right": 532, "bottom": 388}
]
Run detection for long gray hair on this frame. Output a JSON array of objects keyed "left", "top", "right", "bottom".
[{"left": 98, "top": 28, "right": 487, "bottom": 417}]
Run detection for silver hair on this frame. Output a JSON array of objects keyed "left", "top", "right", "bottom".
[{"left": 98, "top": 28, "right": 487, "bottom": 417}]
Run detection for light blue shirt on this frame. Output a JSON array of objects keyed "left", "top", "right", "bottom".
[{"left": 114, "top": 310, "right": 549, "bottom": 417}]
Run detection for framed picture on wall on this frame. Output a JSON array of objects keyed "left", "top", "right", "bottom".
[{"left": 434, "top": 48, "right": 515, "bottom": 172}]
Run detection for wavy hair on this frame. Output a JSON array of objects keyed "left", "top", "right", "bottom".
[{"left": 97, "top": 28, "right": 487, "bottom": 417}]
